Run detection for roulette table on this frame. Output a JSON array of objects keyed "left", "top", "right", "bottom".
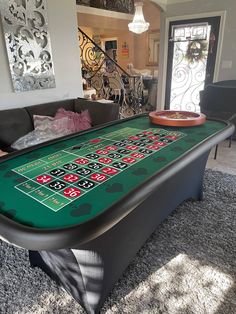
[{"left": 0, "top": 114, "right": 234, "bottom": 314}]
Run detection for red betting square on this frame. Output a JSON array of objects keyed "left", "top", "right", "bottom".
[
  {"left": 153, "top": 141, "right": 167, "bottom": 147},
  {"left": 105, "top": 145, "right": 118, "bottom": 151},
  {"left": 63, "top": 174, "right": 80, "bottom": 183},
  {"left": 146, "top": 145, "right": 160, "bottom": 151},
  {"left": 96, "top": 149, "right": 109, "bottom": 155},
  {"left": 90, "top": 173, "right": 108, "bottom": 182},
  {"left": 148, "top": 135, "right": 159, "bottom": 140},
  {"left": 122, "top": 157, "right": 137, "bottom": 164},
  {"left": 75, "top": 158, "right": 89, "bottom": 165},
  {"left": 63, "top": 187, "right": 81, "bottom": 198},
  {"left": 129, "top": 136, "right": 140, "bottom": 141},
  {"left": 126, "top": 145, "right": 138, "bottom": 151},
  {"left": 36, "top": 175, "right": 52, "bottom": 184},
  {"left": 130, "top": 152, "right": 145, "bottom": 159},
  {"left": 98, "top": 157, "right": 113, "bottom": 164},
  {"left": 101, "top": 167, "right": 119, "bottom": 175},
  {"left": 90, "top": 138, "right": 101, "bottom": 143}
]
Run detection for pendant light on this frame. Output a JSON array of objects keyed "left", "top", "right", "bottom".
[{"left": 128, "top": 1, "right": 150, "bottom": 34}]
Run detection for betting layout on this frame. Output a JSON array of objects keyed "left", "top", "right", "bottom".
[{"left": 13, "top": 127, "right": 186, "bottom": 212}]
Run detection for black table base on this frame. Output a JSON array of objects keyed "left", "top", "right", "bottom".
[{"left": 29, "top": 151, "right": 209, "bottom": 314}]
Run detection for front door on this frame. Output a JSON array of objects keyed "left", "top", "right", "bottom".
[{"left": 165, "top": 16, "right": 221, "bottom": 112}]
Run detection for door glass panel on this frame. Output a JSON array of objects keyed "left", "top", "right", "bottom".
[{"left": 169, "top": 25, "right": 211, "bottom": 112}]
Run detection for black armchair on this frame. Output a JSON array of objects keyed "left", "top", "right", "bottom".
[{"left": 199, "top": 80, "right": 236, "bottom": 158}]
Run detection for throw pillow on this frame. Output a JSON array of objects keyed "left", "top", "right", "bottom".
[
  {"left": 54, "top": 108, "right": 92, "bottom": 133},
  {"left": 33, "top": 114, "right": 72, "bottom": 135},
  {"left": 33, "top": 115, "right": 54, "bottom": 132}
]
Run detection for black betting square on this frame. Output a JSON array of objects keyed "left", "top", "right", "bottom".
[
  {"left": 135, "top": 134, "right": 146, "bottom": 137},
  {"left": 159, "top": 138, "right": 173, "bottom": 143},
  {"left": 117, "top": 149, "right": 130, "bottom": 154},
  {"left": 48, "top": 180, "right": 66, "bottom": 190},
  {"left": 76, "top": 168, "right": 92, "bottom": 176},
  {"left": 139, "top": 149, "right": 153, "bottom": 154},
  {"left": 50, "top": 169, "right": 66, "bottom": 177},
  {"left": 87, "top": 162, "right": 103, "bottom": 170},
  {"left": 85, "top": 153, "right": 99, "bottom": 159},
  {"left": 140, "top": 138, "right": 153, "bottom": 143},
  {"left": 63, "top": 163, "right": 78, "bottom": 171},
  {"left": 108, "top": 153, "right": 122, "bottom": 159},
  {"left": 114, "top": 142, "right": 127, "bottom": 147},
  {"left": 112, "top": 162, "right": 128, "bottom": 169},
  {"left": 135, "top": 142, "right": 146, "bottom": 147},
  {"left": 77, "top": 179, "right": 96, "bottom": 190},
  {"left": 120, "top": 139, "right": 133, "bottom": 144}
]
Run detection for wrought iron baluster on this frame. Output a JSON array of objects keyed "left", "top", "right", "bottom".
[{"left": 79, "top": 27, "right": 148, "bottom": 118}]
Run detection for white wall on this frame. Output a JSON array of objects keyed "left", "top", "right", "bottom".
[
  {"left": 157, "top": 0, "right": 236, "bottom": 109},
  {"left": 0, "top": 0, "right": 83, "bottom": 109}
]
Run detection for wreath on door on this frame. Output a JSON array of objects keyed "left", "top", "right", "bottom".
[{"left": 185, "top": 40, "right": 208, "bottom": 63}]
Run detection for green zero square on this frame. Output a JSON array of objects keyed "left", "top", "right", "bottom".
[
  {"left": 42, "top": 194, "right": 71, "bottom": 211},
  {"left": 16, "top": 180, "right": 40, "bottom": 193},
  {"left": 29, "top": 187, "right": 55, "bottom": 202}
]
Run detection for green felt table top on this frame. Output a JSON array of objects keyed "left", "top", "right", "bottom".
[{"left": 0, "top": 115, "right": 228, "bottom": 229}]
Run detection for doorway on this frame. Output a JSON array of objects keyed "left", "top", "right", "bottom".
[
  {"left": 165, "top": 16, "right": 221, "bottom": 112},
  {"left": 101, "top": 38, "right": 118, "bottom": 63}
]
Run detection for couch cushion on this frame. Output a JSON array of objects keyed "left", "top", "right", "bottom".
[
  {"left": 25, "top": 99, "right": 75, "bottom": 119},
  {"left": 0, "top": 108, "right": 33, "bottom": 150},
  {"left": 74, "top": 98, "right": 119, "bottom": 126}
]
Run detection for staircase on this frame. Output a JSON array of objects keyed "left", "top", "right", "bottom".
[{"left": 79, "top": 27, "right": 149, "bottom": 118}]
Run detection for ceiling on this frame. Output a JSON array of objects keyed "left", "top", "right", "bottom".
[{"left": 152, "top": 0, "right": 193, "bottom": 11}]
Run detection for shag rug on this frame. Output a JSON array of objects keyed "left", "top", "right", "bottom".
[{"left": 0, "top": 169, "right": 235, "bottom": 314}]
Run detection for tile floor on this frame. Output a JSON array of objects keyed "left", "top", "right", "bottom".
[{"left": 206, "top": 139, "right": 236, "bottom": 175}]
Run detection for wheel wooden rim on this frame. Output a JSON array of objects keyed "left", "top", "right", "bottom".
[{"left": 149, "top": 110, "right": 206, "bottom": 127}]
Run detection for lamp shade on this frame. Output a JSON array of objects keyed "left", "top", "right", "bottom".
[{"left": 128, "top": 2, "right": 150, "bottom": 34}]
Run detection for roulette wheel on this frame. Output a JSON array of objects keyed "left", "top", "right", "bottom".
[{"left": 149, "top": 110, "right": 206, "bottom": 127}]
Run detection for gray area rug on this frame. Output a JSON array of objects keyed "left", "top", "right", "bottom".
[{"left": 0, "top": 169, "right": 235, "bottom": 314}]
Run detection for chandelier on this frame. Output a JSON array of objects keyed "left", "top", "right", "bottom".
[{"left": 128, "top": 1, "right": 150, "bottom": 34}]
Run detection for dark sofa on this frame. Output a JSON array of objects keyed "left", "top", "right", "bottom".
[
  {"left": 0, "top": 98, "right": 120, "bottom": 152},
  {"left": 199, "top": 80, "right": 236, "bottom": 139}
]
